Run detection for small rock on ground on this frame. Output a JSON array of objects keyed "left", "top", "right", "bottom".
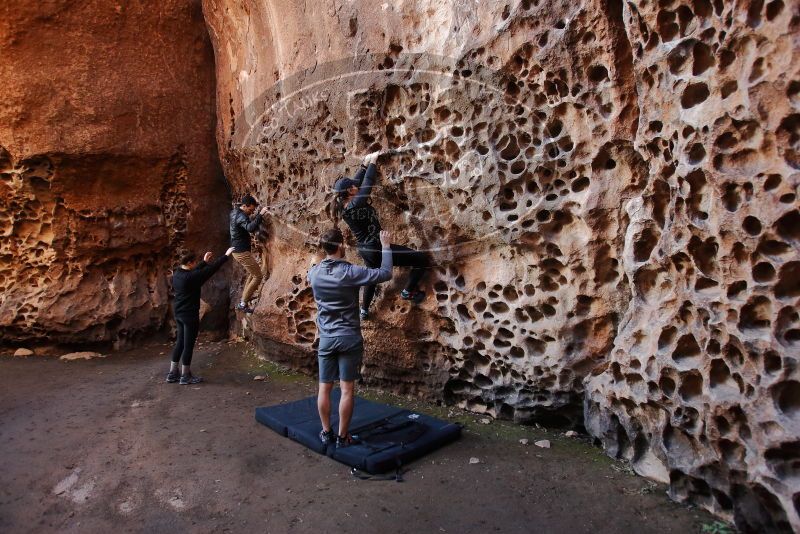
[
  {"left": 60, "top": 352, "right": 105, "bottom": 361},
  {"left": 469, "top": 457, "right": 481, "bottom": 464},
  {"left": 535, "top": 440, "right": 551, "bottom": 449},
  {"left": 14, "top": 348, "right": 34, "bottom": 357}
]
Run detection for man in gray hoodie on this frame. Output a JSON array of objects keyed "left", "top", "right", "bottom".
[{"left": 307, "top": 227, "right": 393, "bottom": 447}]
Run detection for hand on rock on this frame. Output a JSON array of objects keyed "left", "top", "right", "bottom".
[
  {"left": 363, "top": 151, "right": 381, "bottom": 165},
  {"left": 203, "top": 251, "right": 213, "bottom": 262},
  {"left": 379, "top": 230, "right": 391, "bottom": 248},
  {"left": 259, "top": 206, "right": 269, "bottom": 215},
  {"left": 375, "top": 150, "right": 396, "bottom": 164},
  {"left": 225, "top": 247, "right": 236, "bottom": 256}
]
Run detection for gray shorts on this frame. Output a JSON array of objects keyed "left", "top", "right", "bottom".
[{"left": 318, "top": 335, "right": 364, "bottom": 383}]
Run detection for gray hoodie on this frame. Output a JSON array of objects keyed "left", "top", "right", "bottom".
[{"left": 307, "top": 247, "right": 392, "bottom": 338}]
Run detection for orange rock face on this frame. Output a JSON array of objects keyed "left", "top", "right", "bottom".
[
  {"left": 204, "top": 0, "right": 799, "bottom": 529},
  {"left": 0, "top": 0, "right": 229, "bottom": 345}
]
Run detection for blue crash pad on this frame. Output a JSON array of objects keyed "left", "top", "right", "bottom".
[{"left": 255, "top": 391, "right": 462, "bottom": 474}]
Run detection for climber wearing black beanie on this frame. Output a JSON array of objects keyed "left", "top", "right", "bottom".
[{"left": 330, "top": 151, "right": 430, "bottom": 320}]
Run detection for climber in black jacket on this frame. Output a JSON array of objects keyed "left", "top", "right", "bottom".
[
  {"left": 229, "top": 194, "right": 269, "bottom": 313},
  {"left": 167, "top": 246, "right": 235, "bottom": 385},
  {"left": 331, "top": 151, "right": 430, "bottom": 320}
]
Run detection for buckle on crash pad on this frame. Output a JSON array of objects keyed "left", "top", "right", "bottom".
[{"left": 350, "top": 466, "right": 404, "bottom": 482}]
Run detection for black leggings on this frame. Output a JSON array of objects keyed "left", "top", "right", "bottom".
[
  {"left": 358, "top": 243, "right": 430, "bottom": 310},
  {"left": 171, "top": 317, "right": 199, "bottom": 366}
]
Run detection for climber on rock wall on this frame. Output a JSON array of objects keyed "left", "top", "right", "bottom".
[
  {"left": 331, "top": 152, "right": 430, "bottom": 320},
  {"left": 167, "top": 246, "right": 235, "bottom": 385},
  {"left": 307, "top": 228, "right": 393, "bottom": 446},
  {"left": 229, "top": 194, "right": 269, "bottom": 313}
]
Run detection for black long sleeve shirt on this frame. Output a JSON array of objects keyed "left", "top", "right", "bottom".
[
  {"left": 342, "top": 164, "right": 382, "bottom": 246},
  {"left": 172, "top": 255, "right": 229, "bottom": 320}
]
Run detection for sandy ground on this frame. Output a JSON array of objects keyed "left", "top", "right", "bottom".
[{"left": 0, "top": 341, "right": 721, "bottom": 534}]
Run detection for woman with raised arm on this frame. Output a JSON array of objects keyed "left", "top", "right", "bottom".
[
  {"left": 331, "top": 152, "right": 429, "bottom": 320},
  {"left": 167, "top": 246, "right": 235, "bottom": 385}
]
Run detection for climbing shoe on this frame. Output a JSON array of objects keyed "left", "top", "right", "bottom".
[
  {"left": 319, "top": 429, "right": 335, "bottom": 446},
  {"left": 359, "top": 308, "right": 369, "bottom": 320},
  {"left": 235, "top": 303, "right": 255, "bottom": 314},
  {"left": 179, "top": 374, "right": 203, "bottom": 385},
  {"left": 165, "top": 371, "right": 180, "bottom": 383},
  {"left": 400, "top": 289, "right": 426, "bottom": 304},
  {"left": 336, "top": 433, "right": 355, "bottom": 448}
]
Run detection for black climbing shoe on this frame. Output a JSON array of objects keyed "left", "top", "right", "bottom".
[
  {"left": 359, "top": 308, "right": 369, "bottom": 320},
  {"left": 400, "top": 289, "right": 426, "bottom": 304},
  {"left": 336, "top": 433, "right": 355, "bottom": 448},
  {"left": 319, "top": 429, "right": 335, "bottom": 446},
  {"left": 165, "top": 371, "right": 180, "bottom": 383},
  {"left": 179, "top": 374, "right": 203, "bottom": 385},
  {"left": 236, "top": 303, "right": 255, "bottom": 314}
]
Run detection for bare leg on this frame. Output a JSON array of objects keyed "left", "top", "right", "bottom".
[
  {"left": 318, "top": 382, "right": 334, "bottom": 432},
  {"left": 338, "top": 380, "right": 355, "bottom": 437}
]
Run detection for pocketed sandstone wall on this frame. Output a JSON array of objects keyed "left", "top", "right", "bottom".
[
  {"left": 203, "top": 0, "right": 799, "bottom": 529},
  {"left": 0, "top": 0, "right": 229, "bottom": 346},
  {"left": 583, "top": 1, "right": 800, "bottom": 530}
]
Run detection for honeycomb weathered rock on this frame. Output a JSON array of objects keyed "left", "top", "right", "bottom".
[
  {"left": 204, "top": 1, "right": 799, "bottom": 528},
  {"left": 206, "top": 0, "right": 645, "bottom": 424},
  {"left": 0, "top": 0, "right": 229, "bottom": 346},
  {"left": 583, "top": 1, "right": 800, "bottom": 531}
]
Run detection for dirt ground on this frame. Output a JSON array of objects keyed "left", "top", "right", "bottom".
[{"left": 0, "top": 341, "right": 723, "bottom": 534}]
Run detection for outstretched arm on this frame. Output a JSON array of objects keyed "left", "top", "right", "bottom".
[
  {"left": 242, "top": 212, "right": 262, "bottom": 233},
  {"left": 352, "top": 165, "right": 367, "bottom": 187},
  {"left": 190, "top": 248, "right": 234, "bottom": 285},
  {"left": 349, "top": 163, "right": 376, "bottom": 208},
  {"left": 345, "top": 230, "right": 393, "bottom": 285},
  {"left": 346, "top": 252, "right": 392, "bottom": 286}
]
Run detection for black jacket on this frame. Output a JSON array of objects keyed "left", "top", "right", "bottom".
[
  {"left": 172, "top": 255, "right": 229, "bottom": 319},
  {"left": 230, "top": 208, "right": 262, "bottom": 252},
  {"left": 342, "top": 164, "right": 381, "bottom": 245}
]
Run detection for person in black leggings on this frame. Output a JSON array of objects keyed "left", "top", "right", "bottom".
[
  {"left": 332, "top": 152, "right": 429, "bottom": 320},
  {"left": 167, "top": 246, "right": 234, "bottom": 385}
]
